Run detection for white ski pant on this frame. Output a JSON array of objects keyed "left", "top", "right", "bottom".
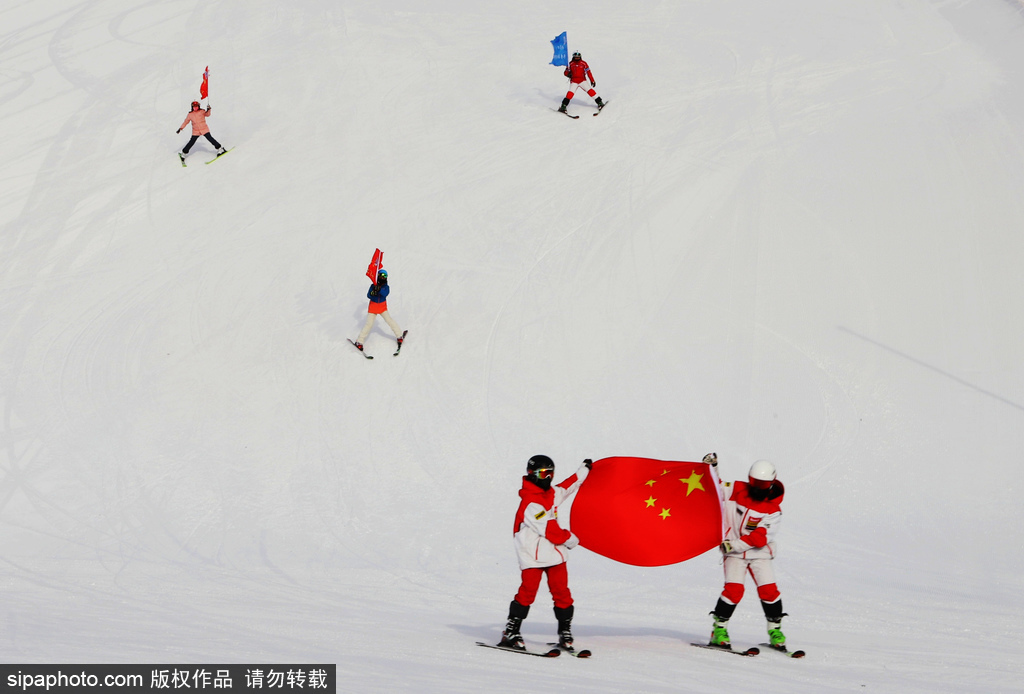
[
  {"left": 723, "top": 555, "right": 775, "bottom": 586},
  {"left": 721, "top": 555, "right": 780, "bottom": 605},
  {"left": 357, "top": 310, "right": 403, "bottom": 343},
  {"left": 566, "top": 81, "right": 600, "bottom": 103}
]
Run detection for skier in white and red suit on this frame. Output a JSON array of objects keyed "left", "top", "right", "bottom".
[
  {"left": 497, "top": 455, "right": 591, "bottom": 651},
  {"left": 704, "top": 454, "right": 790, "bottom": 650},
  {"left": 557, "top": 52, "right": 606, "bottom": 114}
]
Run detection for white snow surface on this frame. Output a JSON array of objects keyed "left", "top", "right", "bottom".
[{"left": 2, "top": 0, "right": 1024, "bottom": 691}]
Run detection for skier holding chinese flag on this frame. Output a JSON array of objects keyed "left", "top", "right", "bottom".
[
  {"left": 704, "top": 453, "right": 790, "bottom": 651},
  {"left": 496, "top": 455, "right": 591, "bottom": 652},
  {"left": 177, "top": 101, "right": 226, "bottom": 162},
  {"left": 176, "top": 68, "right": 227, "bottom": 163}
]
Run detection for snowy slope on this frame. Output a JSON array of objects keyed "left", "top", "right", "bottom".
[{"left": 2, "top": 0, "right": 1024, "bottom": 691}]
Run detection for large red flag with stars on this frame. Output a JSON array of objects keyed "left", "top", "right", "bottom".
[
  {"left": 571, "top": 457, "right": 723, "bottom": 566},
  {"left": 200, "top": 66, "right": 209, "bottom": 100}
]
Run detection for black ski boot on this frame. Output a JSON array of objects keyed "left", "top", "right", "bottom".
[
  {"left": 498, "top": 600, "right": 529, "bottom": 650},
  {"left": 557, "top": 97, "right": 571, "bottom": 113},
  {"left": 555, "top": 604, "right": 574, "bottom": 649},
  {"left": 595, "top": 97, "right": 606, "bottom": 110}
]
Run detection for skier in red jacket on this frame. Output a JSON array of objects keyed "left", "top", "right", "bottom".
[
  {"left": 558, "top": 52, "right": 606, "bottom": 115},
  {"left": 497, "top": 455, "right": 591, "bottom": 652},
  {"left": 704, "top": 454, "right": 790, "bottom": 652}
]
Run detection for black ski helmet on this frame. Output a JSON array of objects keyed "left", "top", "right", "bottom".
[
  {"left": 526, "top": 455, "right": 555, "bottom": 490},
  {"left": 572, "top": 51, "right": 582, "bottom": 61}
]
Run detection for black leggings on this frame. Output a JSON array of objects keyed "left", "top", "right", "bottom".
[{"left": 182, "top": 132, "right": 222, "bottom": 153}]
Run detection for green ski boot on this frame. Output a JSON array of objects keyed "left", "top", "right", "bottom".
[
  {"left": 767, "top": 621, "right": 786, "bottom": 648},
  {"left": 709, "top": 619, "right": 731, "bottom": 648}
]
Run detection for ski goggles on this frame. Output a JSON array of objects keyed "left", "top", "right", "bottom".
[{"left": 533, "top": 468, "right": 555, "bottom": 480}]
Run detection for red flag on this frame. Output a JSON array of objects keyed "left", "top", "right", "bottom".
[
  {"left": 366, "top": 248, "right": 384, "bottom": 282},
  {"left": 571, "top": 457, "right": 723, "bottom": 566},
  {"left": 200, "top": 66, "right": 209, "bottom": 100}
]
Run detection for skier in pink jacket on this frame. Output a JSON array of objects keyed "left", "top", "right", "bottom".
[{"left": 177, "top": 101, "right": 226, "bottom": 162}]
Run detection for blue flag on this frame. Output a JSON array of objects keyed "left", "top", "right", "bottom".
[{"left": 550, "top": 32, "right": 568, "bottom": 66}]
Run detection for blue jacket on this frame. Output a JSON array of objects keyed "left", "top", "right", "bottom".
[{"left": 367, "top": 283, "right": 389, "bottom": 304}]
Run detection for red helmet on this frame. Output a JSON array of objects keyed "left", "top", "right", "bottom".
[{"left": 191, "top": 101, "right": 201, "bottom": 110}]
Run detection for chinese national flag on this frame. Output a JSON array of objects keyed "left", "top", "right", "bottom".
[
  {"left": 571, "top": 457, "right": 723, "bottom": 567},
  {"left": 366, "top": 248, "right": 383, "bottom": 282},
  {"left": 200, "top": 66, "right": 209, "bottom": 99}
]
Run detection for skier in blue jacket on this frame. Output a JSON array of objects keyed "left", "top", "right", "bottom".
[{"left": 354, "top": 269, "right": 405, "bottom": 351}]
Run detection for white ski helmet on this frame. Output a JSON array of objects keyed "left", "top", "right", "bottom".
[{"left": 748, "top": 459, "right": 777, "bottom": 489}]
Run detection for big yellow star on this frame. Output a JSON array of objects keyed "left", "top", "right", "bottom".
[
  {"left": 659, "top": 508, "right": 671, "bottom": 520},
  {"left": 644, "top": 496, "right": 656, "bottom": 508},
  {"left": 680, "top": 471, "right": 705, "bottom": 496}
]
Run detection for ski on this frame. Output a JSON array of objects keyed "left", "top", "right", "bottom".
[
  {"left": 179, "top": 153, "right": 187, "bottom": 167},
  {"left": 548, "top": 643, "right": 591, "bottom": 658},
  {"left": 393, "top": 330, "right": 408, "bottom": 356},
  {"left": 347, "top": 339, "right": 373, "bottom": 359},
  {"left": 476, "top": 642, "right": 560, "bottom": 658},
  {"left": 205, "top": 147, "right": 234, "bottom": 164},
  {"left": 690, "top": 643, "right": 759, "bottom": 657},
  {"left": 760, "top": 643, "right": 805, "bottom": 658},
  {"left": 552, "top": 108, "right": 579, "bottom": 119},
  {"left": 593, "top": 101, "right": 609, "bottom": 116}
]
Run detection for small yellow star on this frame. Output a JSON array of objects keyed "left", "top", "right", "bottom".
[
  {"left": 680, "top": 471, "right": 705, "bottom": 496},
  {"left": 661, "top": 469, "right": 670, "bottom": 475},
  {"left": 659, "top": 508, "right": 671, "bottom": 520},
  {"left": 645, "top": 479, "right": 656, "bottom": 487},
  {"left": 644, "top": 496, "right": 656, "bottom": 508}
]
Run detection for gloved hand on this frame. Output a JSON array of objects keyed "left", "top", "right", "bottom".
[
  {"left": 703, "top": 452, "right": 718, "bottom": 467},
  {"left": 564, "top": 533, "right": 580, "bottom": 550},
  {"left": 369, "top": 285, "right": 379, "bottom": 296},
  {"left": 583, "top": 459, "right": 593, "bottom": 470},
  {"left": 720, "top": 540, "right": 733, "bottom": 554},
  {"left": 176, "top": 129, "right": 181, "bottom": 134},
  {"left": 591, "top": 81, "right": 596, "bottom": 88}
]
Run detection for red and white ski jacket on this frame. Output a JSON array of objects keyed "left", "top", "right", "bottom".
[
  {"left": 563, "top": 60, "right": 594, "bottom": 85},
  {"left": 512, "top": 465, "right": 589, "bottom": 570},
  {"left": 720, "top": 480, "right": 784, "bottom": 560}
]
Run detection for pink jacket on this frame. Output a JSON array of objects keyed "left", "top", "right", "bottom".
[{"left": 179, "top": 109, "right": 211, "bottom": 136}]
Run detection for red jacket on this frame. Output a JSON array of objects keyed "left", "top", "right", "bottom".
[
  {"left": 564, "top": 59, "right": 594, "bottom": 85},
  {"left": 721, "top": 480, "right": 784, "bottom": 559},
  {"left": 511, "top": 466, "right": 589, "bottom": 569}
]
